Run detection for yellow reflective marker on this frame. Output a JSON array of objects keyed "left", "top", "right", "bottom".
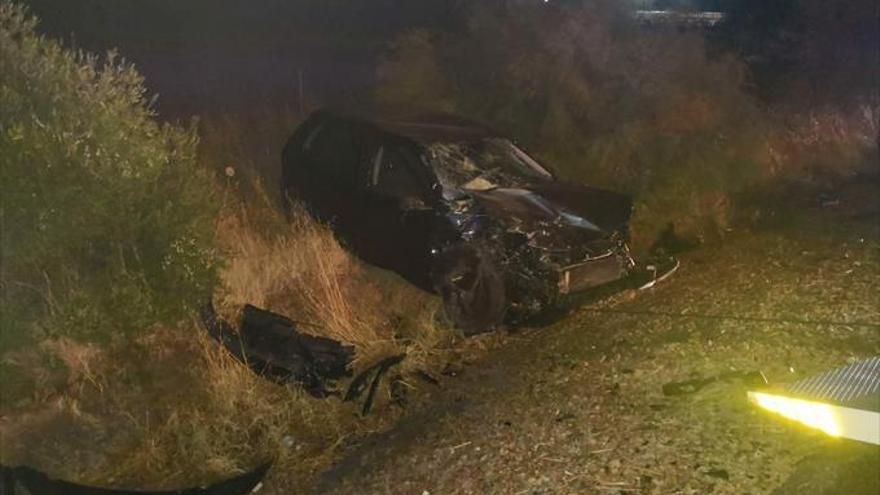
[
  {"left": 747, "top": 357, "right": 880, "bottom": 445},
  {"left": 749, "top": 391, "right": 840, "bottom": 437},
  {"left": 748, "top": 390, "right": 879, "bottom": 445}
]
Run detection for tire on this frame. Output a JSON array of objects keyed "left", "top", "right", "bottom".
[{"left": 434, "top": 243, "right": 507, "bottom": 335}]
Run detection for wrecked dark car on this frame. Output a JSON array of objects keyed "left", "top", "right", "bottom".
[{"left": 282, "top": 109, "right": 637, "bottom": 334}]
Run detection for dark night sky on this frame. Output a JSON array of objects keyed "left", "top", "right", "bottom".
[
  {"left": 23, "top": 0, "right": 463, "bottom": 116},
  {"left": 25, "top": 1, "right": 872, "bottom": 116}
]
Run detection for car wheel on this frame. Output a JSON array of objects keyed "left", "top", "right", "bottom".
[{"left": 434, "top": 244, "right": 507, "bottom": 335}]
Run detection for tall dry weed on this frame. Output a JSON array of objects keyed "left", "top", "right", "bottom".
[
  {"left": 0, "top": 322, "right": 354, "bottom": 489},
  {"left": 206, "top": 132, "right": 465, "bottom": 368},
  {"left": 198, "top": 103, "right": 305, "bottom": 194}
]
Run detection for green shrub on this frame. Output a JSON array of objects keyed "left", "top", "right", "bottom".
[{"left": 0, "top": 3, "right": 218, "bottom": 350}]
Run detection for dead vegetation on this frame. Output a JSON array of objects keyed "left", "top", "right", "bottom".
[{"left": 1, "top": 321, "right": 348, "bottom": 488}]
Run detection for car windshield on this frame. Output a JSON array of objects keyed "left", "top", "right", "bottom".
[{"left": 428, "top": 138, "right": 553, "bottom": 192}]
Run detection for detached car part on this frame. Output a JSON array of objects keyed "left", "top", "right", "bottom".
[
  {"left": 200, "top": 303, "right": 404, "bottom": 414},
  {"left": 281, "top": 109, "right": 642, "bottom": 334},
  {"left": 343, "top": 354, "right": 406, "bottom": 416},
  {"left": 200, "top": 303, "right": 354, "bottom": 398},
  {"left": 0, "top": 462, "right": 269, "bottom": 495},
  {"left": 748, "top": 356, "right": 880, "bottom": 445},
  {"left": 662, "top": 370, "right": 766, "bottom": 396}
]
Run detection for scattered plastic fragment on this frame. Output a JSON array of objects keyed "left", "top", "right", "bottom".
[{"left": 662, "top": 370, "right": 767, "bottom": 396}]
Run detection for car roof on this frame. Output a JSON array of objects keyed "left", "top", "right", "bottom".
[{"left": 318, "top": 108, "right": 496, "bottom": 144}]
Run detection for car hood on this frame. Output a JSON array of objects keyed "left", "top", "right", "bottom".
[{"left": 465, "top": 181, "right": 633, "bottom": 235}]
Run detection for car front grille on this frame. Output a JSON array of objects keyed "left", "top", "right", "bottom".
[{"left": 557, "top": 253, "right": 629, "bottom": 294}]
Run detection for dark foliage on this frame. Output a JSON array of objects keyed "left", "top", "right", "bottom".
[{"left": 1, "top": 3, "right": 218, "bottom": 352}]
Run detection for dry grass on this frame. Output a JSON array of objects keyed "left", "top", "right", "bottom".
[
  {"left": 197, "top": 103, "right": 304, "bottom": 190},
  {"left": 212, "top": 181, "right": 453, "bottom": 370},
  {"left": 89, "top": 327, "right": 358, "bottom": 490},
  {"left": 1, "top": 322, "right": 350, "bottom": 488}
]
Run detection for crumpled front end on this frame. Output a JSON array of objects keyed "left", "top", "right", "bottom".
[
  {"left": 499, "top": 222, "right": 635, "bottom": 320},
  {"left": 448, "top": 186, "right": 636, "bottom": 322}
]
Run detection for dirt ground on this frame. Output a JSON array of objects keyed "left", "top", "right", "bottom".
[{"left": 292, "top": 187, "right": 880, "bottom": 494}]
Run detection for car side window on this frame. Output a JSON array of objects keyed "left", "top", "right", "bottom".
[
  {"left": 307, "top": 121, "right": 357, "bottom": 188},
  {"left": 302, "top": 122, "right": 324, "bottom": 151},
  {"left": 365, "top": 143, "right": 426, "bottom": 201}
]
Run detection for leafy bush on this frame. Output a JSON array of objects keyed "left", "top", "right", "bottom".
[
  {"left": 375, "top": 1, "right": 771, "bottom": 250},
  {"left": 0, "top": 3, "right": 218, "bottom": 350}
]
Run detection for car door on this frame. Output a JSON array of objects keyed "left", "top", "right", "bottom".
[{"left": 353, "top": 133, "right": 439, "bottom": 288}]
